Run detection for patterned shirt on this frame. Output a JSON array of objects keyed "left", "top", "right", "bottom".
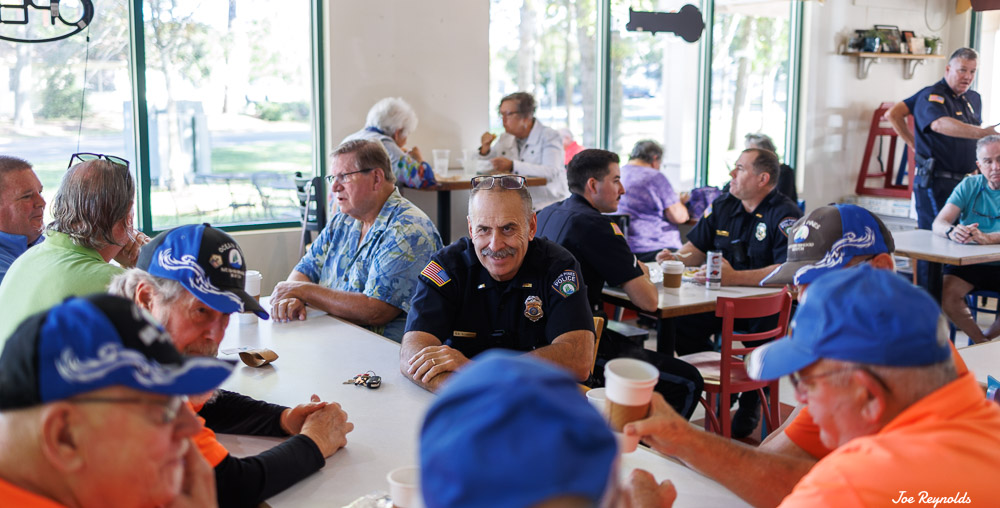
[
  {"left": 618, "top": 163, "right": 683, "bottom": 253},
  {"left": 294, "top": 189, "right": 442, "bottom": 341}
]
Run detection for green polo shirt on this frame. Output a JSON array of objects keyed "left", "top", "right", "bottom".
[{"left": 0, "top": 231, "right": 124, "bottom": 345}]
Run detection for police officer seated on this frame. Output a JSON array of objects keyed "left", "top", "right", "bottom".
[
  {"left": 399, "top": 174, "right": 595, "bottom": 391},
  {"left": 656, "top": 147, "right": 802, "bottom": 437},
  {"left": 536, "top": 148, "right": 704, "bottom": 419}
]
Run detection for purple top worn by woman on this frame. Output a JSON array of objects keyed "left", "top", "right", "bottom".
[{"left": 618, "top": 163, "right": 682, "bottom": 253}]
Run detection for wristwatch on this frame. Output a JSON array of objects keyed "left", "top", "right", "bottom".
[{"left": 946, "top": 225, "right": 955, "bottom": 239}]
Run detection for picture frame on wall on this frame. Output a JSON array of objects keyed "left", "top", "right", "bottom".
[
  {"left": 876, "top": 24, "right": 903, "bottom": 53},
  {"left": 902, "top": 30, "right": 917, "bottom": 54}
]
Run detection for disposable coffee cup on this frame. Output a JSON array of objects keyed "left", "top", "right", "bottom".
[
  {"left": 660, "top": 260, "right": 684, "bottom": 288},
  {"left": 614, "top": 431, "right": 640, "bottom": 454},
  {"left": 585, "top": 387, "right": 608, "bottom": 417},
  {"left": 387, "top": 466, "right": 423, "bottom": 508},
  {"left": 240, "top": 270, "right": 263, "bottom": 325},
  {"left": 604, "top": 358, "right": 658, "bottom": 432}
]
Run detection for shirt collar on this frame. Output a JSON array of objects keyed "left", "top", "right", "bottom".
[
  {"left": 471, "top": 238, "right": 540, "bottom": 290},
  {"left": 879, "top": 372, "right": 992, "bottom": 435},
  {"left": 45, "top": 231, "right": 104, "bottom": 261},
  {"left": 0, "top": 230, "right": 43, "bottom": 251}
]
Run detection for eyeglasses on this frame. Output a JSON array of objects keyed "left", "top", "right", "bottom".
[
  {"left": 790, "top": 365, "right": 890, "bottom": 396},
  {"left": 68, "top": 152, "right": 130, "bottom": 170},
  {"left": 471, "top": 175, "right": 526, "bottom": 190},
  {"left": 498, "top": 111, "right": 522, "bottom": 119},
  {"left": 971, "top": 187, "right": 1000, "bottom": 220},
  {"left": 69, "top": 395, "right": 188, "bottom": 425},
  {"left": 326, "top": 167, "right": 375, "bottom": 185}
]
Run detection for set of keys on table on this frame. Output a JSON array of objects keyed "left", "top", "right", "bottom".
[{"left": 343, "top": 370, "right": 381, "bottom": 389}]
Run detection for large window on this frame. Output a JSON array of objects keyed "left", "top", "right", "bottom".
[
  {"left": 609, "top": 0, "right": 701, "bottom": 191},
  {"left": 0, "top": 0, "right": 321, "bottom": 233},
  {"left": 488, "top": 0, "right": 598, "bottom": 148},
  {"left": 705, "top": 1, "right": 793, "bottom": 187},
  {"left": 488, "top": 0, "right": 800, "bottom": 191},
  {"left": 0, "top": 0, "right": 131, "bottom": 217}
]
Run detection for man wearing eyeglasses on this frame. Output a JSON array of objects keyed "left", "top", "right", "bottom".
[
  {"left": 0, "top": 293, "right": 233, "bottom": 508},
  {"left": 741, "top": 267, "right": 999, "bottom": 506},
  {"left": 0, "top": 156, "right": 45, "bottom": 286},
  {"left": 0, "top": 153, "right": 149, "bottom": 344},
  {"left": 934, "top": 135, "right": 1000, "bottom": 344},
  {"left": 271, "top": 139, "right": 442, "bottom": 342},
  {"left": 401, "top": 174, "right": 595, "bottom": 391},
  {"left": 478, "top": 91, "right": 569, "bottom": 210},
  {"left": 110, "top": 224, "right": 354, "bottom": 508}
]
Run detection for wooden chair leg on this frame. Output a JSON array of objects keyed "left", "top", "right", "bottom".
[
  {"left": 701, "top": 395, "right": 721, "bottom": 434},
  {"left": 719, "top": 389, "right": 732, "bottom": 438}
]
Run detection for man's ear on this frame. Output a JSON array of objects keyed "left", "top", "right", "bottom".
[
  {"left": 586, "top": 177, "right": 599, "bottom": 196},
  {"left": 528, "top": 212, "right": 537, "bottom": 240},
  {"left": 134, "top": 279, "right": 155, "bottom": 312},
  {"left": 870, "top": 252, "right": 895, "bottom": 271},
  {"left": 39, "top": 404, "right": 87, "bottom": 473},
  {"left": 854, "top": 370, "right": 888, "bottom": 426}
]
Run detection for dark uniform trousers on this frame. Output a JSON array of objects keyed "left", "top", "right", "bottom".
[{"left": 537, "top": 193, "right": 705, "bottom": 418}]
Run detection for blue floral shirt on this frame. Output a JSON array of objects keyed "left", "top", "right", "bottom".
[{"left": 294, "top": 188, "right": 442, "bottom": 341}]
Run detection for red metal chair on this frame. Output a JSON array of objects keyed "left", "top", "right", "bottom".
[{"left": 679, "top": 290, "right": 793, "bottom": 438}]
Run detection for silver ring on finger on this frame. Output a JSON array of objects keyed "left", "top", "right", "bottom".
[{"left": 431, "top": 358, "right": 437, "bottom": 366}]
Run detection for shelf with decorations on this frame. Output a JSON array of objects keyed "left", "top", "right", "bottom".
[{"left": 841, "top": 51, "right": 946, "bottom": 80}]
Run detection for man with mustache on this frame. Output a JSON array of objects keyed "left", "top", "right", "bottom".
[
  {"left": 910, "top": 47, "right": 998, "bottom": 287},
  {"left": 0, "top": 156, "right": 45, "bottom": 286},
  {"left": 110, "top": 224, "right": 354, "bottom": 508},
  {"left": 400, "top": 174, "right": 595, "bottom": 391}
]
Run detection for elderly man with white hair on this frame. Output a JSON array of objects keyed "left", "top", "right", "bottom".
[{"left": 341, "top": 97, "right": 437, "bottom": 189}]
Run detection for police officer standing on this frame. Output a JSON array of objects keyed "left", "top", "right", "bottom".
[
  {"left": 911, "top": 48, "right": 997, "bottom": 287},
  {"left": 656, "top": 147, "right": 801, "bottom": 437},
  {"left": 400, "top": 175, "right": 595, "bottom": 392},
  {"left": 536, "top": 149, "right": 704, "bottom": 419}
]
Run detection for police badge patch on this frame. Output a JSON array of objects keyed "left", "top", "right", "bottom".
[
  {"left": 524, "top": 296, "right": 543, "bottom": 322},
  {"left": 552, "top": 270, "right": 579, "bottom": 298},
  {"left": 755, "top": 222, "right": 767, "bottom": 241}
]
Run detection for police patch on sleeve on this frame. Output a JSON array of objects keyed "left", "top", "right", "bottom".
[
  {"left": 703, "top": 204, "right": 713, "bottom": 218},
  {"left": 778, "top": 217, "right": 798, "bottom": 237},
  {"left": 552, "top": 270, "right": 579, "bottom": 298},
  {"left": 420, "top": 260, "right": 451, "bottom": 287},
  {"left": 610, "top": 222, "right": 624, "bottom": 236}
]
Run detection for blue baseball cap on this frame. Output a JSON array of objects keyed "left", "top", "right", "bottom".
[
  {"left": 420, "top": 352, "right": 617, "bottom": 508},
  {"left": 138, "top": 224, "right": 269, "bottom": 319},
  {"left": 746, "top": 265, "right": 950, "bottom": 381},
  {"left": 0, "top": 294, "right": 234, "bottom": 410},
  {"left": 760, "top": 204, "right": 894, "bottom": 286}
]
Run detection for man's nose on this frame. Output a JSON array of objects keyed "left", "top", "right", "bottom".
[
  {"left": 173, "top": 402, "right": 201, "bottom": 438},
  {"left": 34, "top": 193, "right": 45, "bottom": 208}
]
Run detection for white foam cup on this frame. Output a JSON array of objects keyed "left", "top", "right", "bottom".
[
  {"left": 240, "top": 270, "right": 263, "bottom": 324},
  {"left": 387, "top": 466, "right": 423, "bottom": 508},
  {"left": 585, "top": 388, "right": 608, "bottom": 417},
  {"left": 604, "top": 358, "right": 659, "bottom": 406}
]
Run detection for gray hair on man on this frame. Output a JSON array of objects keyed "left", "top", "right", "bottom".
[
  {"left": 977, "top": 134, "right": 1000, "bottom": 157},
  {"left": 108, "top": 268, "right": 188, "bottom": 305},
  {"left": 49, "top": 159, "right": 135, "bottom": 251},
  {"left": 366, "top": 97, "right": 419, "bottom": 140},
  {"left": 745, "top": 133, "right": 778, "bottom": 153},
  {"left": 468, "top": 179, "right": 534, "bottom": 221},
  {"left": 331, "top": 138, "right": 396, "bottom": 184},
  {"left": 949, "top": 47, "right": 978, "bottom": 62},
  {"left": 499, "top": 91, "right": 537, "bottom": 118}
]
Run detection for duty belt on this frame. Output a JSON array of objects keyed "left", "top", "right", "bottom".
[{"left": 934, "top": 170, "right": 968, "bottom": 182}]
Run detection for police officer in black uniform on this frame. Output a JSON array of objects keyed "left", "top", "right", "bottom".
[
  {"left": 536, "top": 149, "right": 704, "bottom": 419},
  {"left": 400, "top": 175, "right": 595, "bottom": 392},
  {"left": 658, "top": 147, "right": 801, "bottom": 436},
  {"left": 911, "top": 48, "right": 996, "bottom": 287}
]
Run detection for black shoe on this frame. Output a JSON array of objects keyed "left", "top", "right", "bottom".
[{"left": 731, "top": 395, "right": 761, "bottom": 439}]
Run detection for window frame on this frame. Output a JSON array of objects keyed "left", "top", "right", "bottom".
[{"left": 127, "top": 0, "right": 326, "bottom": 235}]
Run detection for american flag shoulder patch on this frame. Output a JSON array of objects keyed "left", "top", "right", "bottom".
[
  {"left": 610, "top": 222, "right": 624, "bottom": 236},
  {"left": 928, "top": 94, "right": 945, "bottom": 104},
  {"left": 421, "top": 260, "right": 451, "bottom": 287}
]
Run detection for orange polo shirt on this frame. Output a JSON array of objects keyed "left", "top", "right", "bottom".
[
  {"left": 784, "top": 342, "right": 970, "bottom": 459},
  {"left": 0, "top": 477, "right": 66, "bottom": 507},
  {"left": 189, "top": 400, "right": 230, "bottom": 467},
  {"left": 778, "top": 371, "right": 1000, "bottom": 507}
]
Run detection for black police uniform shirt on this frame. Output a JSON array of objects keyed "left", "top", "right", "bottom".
[
  {"left": 405, "top": 237, "right": 595, "bottom": 359},
  {"left": 536, "top": 193, "right": 645, "bottom": 310},
  {"left": 687, "top": 188, "right": 801, "bottom": 270},
  {"left": 914, "top": 78, "right": 982, "bottom": 176}
]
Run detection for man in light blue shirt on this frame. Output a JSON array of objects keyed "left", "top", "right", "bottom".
[
  {"left": 0, "top": 156, "right": 45, "bottom": 285},
  {"left": 271, "top": 139, "right": 442, "bottom": 341},
  {"left": 934, "top": 134, "right": 1000, "bottom": 343}
]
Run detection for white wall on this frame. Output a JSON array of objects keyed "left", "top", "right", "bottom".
[
  {"left": 325, "top": 0, "right": 490, "bottom": 241},
  {"left": 230, "top": 228, "right": 301, "bottom": 296},
  {"left": 797, "top": 0, "right": 970, "bottom": 208}
]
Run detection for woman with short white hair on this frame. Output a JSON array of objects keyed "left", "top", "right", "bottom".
[{"left": 341, "top": 97, "right": 437, "bottom": 189}]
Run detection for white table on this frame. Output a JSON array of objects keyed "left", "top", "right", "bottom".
[
  {"left": 958, "top": 340, "right": 1000, "bottom": 388},
  {"left": 217, "top": 305, "right": 749, "bottom": 507},
  {"left": 603, "top": 281, "right": 782, "bottom": 354},
  {"left": 891, "top": 229, "right": 1000, "bottom": 300}
]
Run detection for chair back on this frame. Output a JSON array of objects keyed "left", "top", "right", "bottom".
[
  {"left": 295, "top": 172, "right": 327, "bottom": 257},
  {"left": 591, "top": 316, "right": 605, "bottom": 376},
  {"left": 714, "top": 289, "right": 793, "bottom": 381}
]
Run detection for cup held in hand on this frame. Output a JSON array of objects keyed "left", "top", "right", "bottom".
[{"left": 604, "top": 358, "right": 658, "bottom": 431}]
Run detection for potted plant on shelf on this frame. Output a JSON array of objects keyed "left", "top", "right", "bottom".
[
  {"left": 861, "top": 29, "right": 883, "bottom": 53},
  {"left": 925, "top": 36, "right": 942, "bottom": 55}
]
